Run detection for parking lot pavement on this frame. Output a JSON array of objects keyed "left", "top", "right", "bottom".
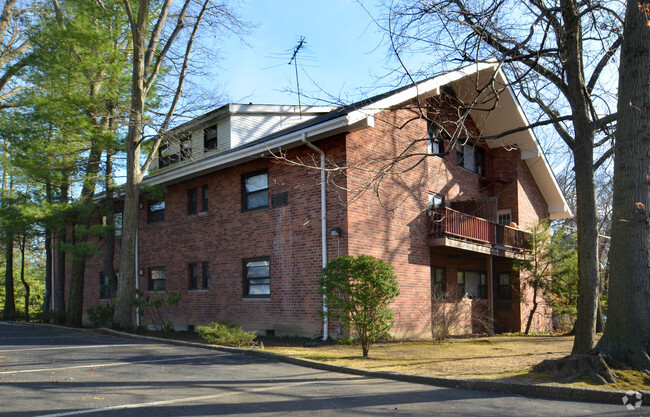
[{"left": 0, "top": 322, "right": 636, "bottom": 416}]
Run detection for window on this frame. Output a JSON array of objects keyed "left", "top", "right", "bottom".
[
  {"left": 204, "top": 124, "right": 218, "bottom": 151},
  {"left": 457, "top": 271, "right": 487, "bottom": 299},
  {"left": 188, "top": 262, "right": 209, "bottom": 290},
  {"left": 498, "top": 273, "right": 511, "bottom": 299},
  {"left": 114, "top": 212, "right": 123, "bottom": 237},
  {"left": 147, "top": 200, "right": 165, "bottom": 223},
  {"left": 456, "top": 142, "right": 486, "bottom": 175},
  {"left": 158, "top": 141, "right": 171, "bottom": 168},
  {"left": 497, "top": 209, "right": 512, "bottom": 226},
  {"left": 202, "top": 262, "right": 210, "bottom": 289},
  {"left": 188, "top": 188, "right": 198, "bottom": 215},
  {"left": 188, "top": 263, "right": 198, "bottom": 290},
  {"left": 179, "top": 135, "right": 192, "bottom": 160},
  {"left": 431, "top": 267, "right": 446, "bottom": 298},
  {"left": 428, "top": 193, "right": 444, "bottom": 209},
  {"left": 99, "top": 272, "right": 111, "bottom": 299},
  {"left": 201, "top": 185, "right": 208, "bottom": 212},
  {"left": 148, "top": 267, "right": 166, "bottom": 291},
  {"left": 242, "top": 170, "right": 269, "bottom": 211},
  {"left": 427, "top": 121, "right": 444, "bottom": 155},
  {"left": 243, "top": 257, "right": 270, "bottom": 297}
]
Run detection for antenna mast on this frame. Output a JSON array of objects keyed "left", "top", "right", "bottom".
[{"left": 288, "top": 36, "right": 306, "bottom": 118}]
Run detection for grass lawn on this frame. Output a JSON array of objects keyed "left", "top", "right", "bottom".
[{"left": 258, "top": 335, "right": 650, "bottom": 391}]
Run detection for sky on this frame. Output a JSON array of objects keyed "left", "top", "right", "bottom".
[{"left": 214, "top": 0, "right": 395, "bottom": 106}]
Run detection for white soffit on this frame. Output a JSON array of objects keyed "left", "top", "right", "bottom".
[{"left": 454, "top": 67, "right": 571, "bottom": 219}]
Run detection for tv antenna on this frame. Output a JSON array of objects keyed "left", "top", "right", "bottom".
[{"left": 289, "top": 36, "right": 306, "bottom": 117}]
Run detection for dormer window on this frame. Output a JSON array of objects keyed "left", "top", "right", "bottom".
[
  {"left": 159, "top": 141, "right": 171, "bottom": 168},
  {"left": 204, "top": 124, "right": 218, "bottom": 151},
  {"left": 179, "top": 135, "right": 192, "bottom": 160}
]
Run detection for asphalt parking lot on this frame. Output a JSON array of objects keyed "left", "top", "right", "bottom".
[{"left": 0, "top": 322, "right": 636, "bottom": 416}]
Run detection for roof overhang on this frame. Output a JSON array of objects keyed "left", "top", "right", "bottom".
[
  {"left": 452, "top": 65, "right": 572, "bottom": 220},
  {"left": 144, "top": 63, "right": 572, "bottom": 220}
]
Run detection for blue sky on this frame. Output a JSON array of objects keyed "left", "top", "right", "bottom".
[{"left": 216, "top": 0, "right": 392, "bottom": 106}]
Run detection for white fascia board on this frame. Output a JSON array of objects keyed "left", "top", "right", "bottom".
[{"left": 143, "top": 115, "right": 353, "bottom": 187}]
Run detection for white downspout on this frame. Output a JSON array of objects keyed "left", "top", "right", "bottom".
[{"left": 301, "top": 133, "right": 328, "bottom": 341}]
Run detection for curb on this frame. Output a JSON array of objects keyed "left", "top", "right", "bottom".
[{"left": 93, "top": 327, "right": 649, "bottom": 405}]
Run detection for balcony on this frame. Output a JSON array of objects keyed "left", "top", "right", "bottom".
[{"left": 429, "top": 207, "right": 529, "bottom": 257}]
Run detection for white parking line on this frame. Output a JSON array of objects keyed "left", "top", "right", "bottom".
[
  {"left": 33, "top": 378, "right": 320, "bottom": 417},
  {"left": 0, "top": 344, "right": 153, "bottom": 353},
  {"left": 0, "top": 353, "right": 234, "bottom": 374}
]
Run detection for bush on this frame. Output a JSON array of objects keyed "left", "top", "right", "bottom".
[
  {"left": 319, "top": 255, "right": 400, "bottom": 357},
  {"left": 87, "top": 304, "right": 113, "bottom": 328},
  {"left": 197, "top": 321, "right": 257, "bottom": 347}
]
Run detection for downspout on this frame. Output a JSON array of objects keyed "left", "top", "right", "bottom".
[{"left": 301, "top": 133, "right": 328, "bottom": 341}]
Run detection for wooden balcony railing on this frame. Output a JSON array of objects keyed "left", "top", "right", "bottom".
[{"left": 430, "top": 207, "right": 529, "bottom": 250}]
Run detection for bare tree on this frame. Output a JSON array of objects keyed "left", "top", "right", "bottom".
[
  {"left": 0, "top": 0, "right": 31, "bottom": 109},
  {"left": 368, "top": 0, "right": 623, "bottom": 355},
  {"left": 595, "top": 0, "right": 650, "bottom": 373},
  {"left": 113, "top": 0, "right": 248, "bottom": 328}
]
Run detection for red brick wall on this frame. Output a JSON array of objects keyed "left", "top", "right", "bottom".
[
  {"left": 74, "top": 104, "right": 553, "bottom": 338},
  {"left": 81, "top": 137, "right": 347, "bottom": 337}
]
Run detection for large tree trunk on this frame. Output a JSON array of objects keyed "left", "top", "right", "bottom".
[
  {"left": 596, "top": 0, "right": 650, "bottom": 371},
  {"left": 3, "top": 235, "right": 15, "bottom": 318},
  {"left": 571, "top": 138, "right": 600, "bottom": 353},
  {"left": 113, "top": 0, "right": 148, "bottom": 329},
  {"left": 560, "top": 0, "right": 600, "bottom": 353}
]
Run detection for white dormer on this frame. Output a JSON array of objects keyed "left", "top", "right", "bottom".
[{"left": 150, "top": 104, "right": 336, "bottom": 174}]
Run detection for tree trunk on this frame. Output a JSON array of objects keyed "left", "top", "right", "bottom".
[
  {"left": 103, "top": 151, "right": 117, "bottom": 303},
  {"left": 113, "top": 0, "right": 149, "bottom": 329},
  {"left": 43, "top": 181, "right": 53, "bottom": 313},
  {"left": 19, "top": 234, "right": 29, "bottom": 322},
  {"left": 67, "top": 218, "right": 89, "bottom": 327},
  {"left": 557, "top": 0, "right": 600, "bottom": 354},
  {"left": 54, "top": 182, "right": 69, "bottom": 318},
  {"left": 3, "top": 235, "right": 15, "bottom": 318},
  {"left": 67, "top": 141, "right": 102, "bottom": 327},
  {"left": 596, "top": 0, "right": 650, "bottom": 371},
  {"left": 571, "top": 139, "right": 599, "bottom": 353},
  {"left": 524, "top": 286, "right": 538, "bottom": 335}
]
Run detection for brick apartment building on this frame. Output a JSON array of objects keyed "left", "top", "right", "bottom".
[{"left": 75, "top": 63, "right": 570, "bottom": 339}]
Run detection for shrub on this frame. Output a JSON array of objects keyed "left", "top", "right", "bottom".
[
  {"left": 87, "top": 304, "right": 113, "bottom": 328},
  {"left": 319, "top": 255, "right": 400, "bottom": 357},
  {"left": 133, "top": 290, "right": 181, "bottom": 333},
  {"left": 197, "top": 321, "right": 257, "bottom": 347}
]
